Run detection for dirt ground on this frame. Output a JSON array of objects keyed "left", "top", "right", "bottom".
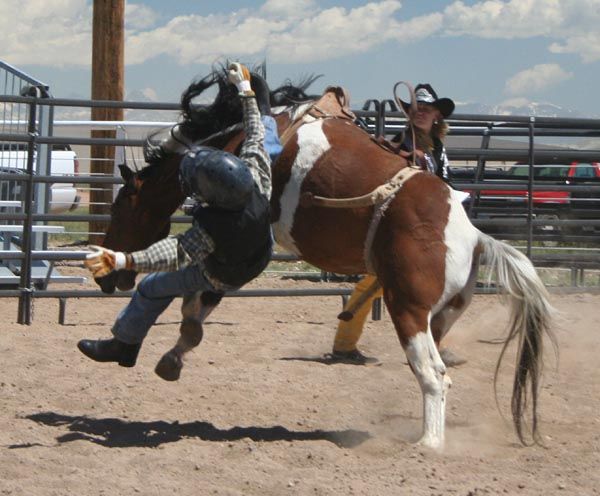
[{"left": 1, "top": 267, "right": 599, "bottom": 496}]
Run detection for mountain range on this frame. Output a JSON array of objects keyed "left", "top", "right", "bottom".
[
  {"left": 52, "top": 89, "right": 593, "bottom": 120},
  {"left": 454, "top": 101, "right": 589, "bottom": 119}
]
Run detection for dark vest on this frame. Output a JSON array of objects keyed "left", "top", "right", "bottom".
[
  {"left": 192, "top": 187, "right": 272, "bottom": 288},
  {"left": 393, "top": 130, "right": 450, "bottom": 182}
]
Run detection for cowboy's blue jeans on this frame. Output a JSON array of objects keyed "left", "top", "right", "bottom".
[{"left": 111, "top": 265, "right": 218, "bottom": 345}]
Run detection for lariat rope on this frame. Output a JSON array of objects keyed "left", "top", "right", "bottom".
[{"left": 393, "top": 80, "right": 418, "bottom": 170}]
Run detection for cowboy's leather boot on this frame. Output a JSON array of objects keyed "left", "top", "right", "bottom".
[{"left": 77, "top": 338, "right": 141, "bottom": 367}]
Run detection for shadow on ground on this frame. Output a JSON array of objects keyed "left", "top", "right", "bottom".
[{"left": 16, "top": 412, "right": 371, "bottom": 449}]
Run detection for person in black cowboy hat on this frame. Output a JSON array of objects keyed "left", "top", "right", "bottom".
[
  {"left": 393, "top": 83, "right": 455, "bottom": 182},
  {"left": 329, "top": 83, "right": 466, "bottom": 368}
]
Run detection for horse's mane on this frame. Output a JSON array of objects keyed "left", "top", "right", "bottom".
[
  {"left": 270, "top": 74, "right": 322, "bottom": 107},
  {"left": 178, "top": 64, "right": 243, "bottom": 141},
  {"left": 142, "top": 65, "right": 321, "bottom": 172}
]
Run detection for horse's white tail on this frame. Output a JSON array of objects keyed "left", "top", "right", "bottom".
[{"left": 477, "top": 232, "right": 556, "bottom": 445}]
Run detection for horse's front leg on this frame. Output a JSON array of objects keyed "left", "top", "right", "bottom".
[{"left": 155, "top": 291, "right": 223, "bottom": 381}]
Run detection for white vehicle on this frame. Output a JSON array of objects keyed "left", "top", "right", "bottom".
[{"left": 0, "top": 143, "right": 80, "bottom": 213}]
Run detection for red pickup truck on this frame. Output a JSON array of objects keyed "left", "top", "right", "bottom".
[
  {"left": 475, "top": 162, "right": 600, "bottom": 205},
  {"left": 452, "top": 161, "right": 600, "bottom": 235}
]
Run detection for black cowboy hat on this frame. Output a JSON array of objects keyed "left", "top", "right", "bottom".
[{"left": 401, "top": 83, "right": 455, "bottom": 118}]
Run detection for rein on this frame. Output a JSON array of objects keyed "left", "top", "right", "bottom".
[{"left": 162, "top": 122, "right": 244, "bottom": 154}]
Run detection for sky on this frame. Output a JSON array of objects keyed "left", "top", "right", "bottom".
[{"left": 1, "top": 0, "right": 599, "bottom": 116}]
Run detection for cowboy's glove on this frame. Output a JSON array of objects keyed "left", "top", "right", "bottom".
[
  {"left": 228, "top": 63, "right": 254, "bottom": 97},
  {"left": 85, "top": 245, "right": 132, "bottom": 278}
]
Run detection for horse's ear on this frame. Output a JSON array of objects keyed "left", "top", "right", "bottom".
[{"left": 118, "top": 163, "right": 134, "bottom": 181}]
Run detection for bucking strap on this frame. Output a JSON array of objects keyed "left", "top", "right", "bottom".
[{"left": 300, "top": 166, "right": 421, "bottom": 209}]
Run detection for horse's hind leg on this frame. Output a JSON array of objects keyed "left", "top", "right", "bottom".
[
  {"left": 385, "top": 293, "right": 449, "bottom": 449},
  {"left": 155, "top": 291, "right": 223, "bottom": 381},
  {"left": 431, "top": 254, "right": 481, "bottom": 366}
]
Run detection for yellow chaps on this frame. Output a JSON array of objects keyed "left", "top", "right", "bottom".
[{"left": 333, "top": 274, "right": 383, "bottom": 352}]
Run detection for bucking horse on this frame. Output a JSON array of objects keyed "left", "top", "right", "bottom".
[{"left": 96, "top": 66, "right": 554, "bottom": 449}]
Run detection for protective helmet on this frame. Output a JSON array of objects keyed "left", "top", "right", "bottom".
[{"left": 180, "top": 145, "right": 254, "bottom": 211}]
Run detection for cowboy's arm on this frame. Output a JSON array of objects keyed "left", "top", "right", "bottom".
[
  {"left": 85, "top": 226, "right": 214, "bottom": 277},
  {"left": 228, "top": 63, "right": 272, "bottom": 199},
  {"left": 130, "top": 224, "right": 215, "bottom": 272},
  {"left": 84, "top": 238, "right": 182, "bottom": 277},
  {"left": 128, "top": 236, "right": 182, "bottom": 272},
  {"left": 239, "top": 96, "right": 271, "bottom": 198}
]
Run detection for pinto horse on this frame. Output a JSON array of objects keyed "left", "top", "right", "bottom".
[{"left": 99, "top": 68, "right": 554, "bottom": 449}]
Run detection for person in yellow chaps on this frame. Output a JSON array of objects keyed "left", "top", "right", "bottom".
[
  {"left": 329, "top": 83, "right": 467, "bottom": 367},
  {"left": 330, "top": 274, "right": 383, "bottom": 364}
]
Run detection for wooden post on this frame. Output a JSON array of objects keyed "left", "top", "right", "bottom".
[{"left": 89, "top": 0, "right": 124, "bottom": 244}]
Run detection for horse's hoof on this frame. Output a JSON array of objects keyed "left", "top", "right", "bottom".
[
  {"left": 416, "top": 435, "right": 444, "bottom": 451},
  {"left": 155, "top": 351, "right": 183, "bottom": 381}
]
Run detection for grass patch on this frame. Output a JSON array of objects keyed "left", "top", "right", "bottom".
[
  {"left": 48, "top": 206, "right": 91, "bottom": 246},
  {"left": 49, "top": 207, "right": 190, "bottom": 246},
  {"left": 266, "top": 258, "right": 319, "bottom": 273}
]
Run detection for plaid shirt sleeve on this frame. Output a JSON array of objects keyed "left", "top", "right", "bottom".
[
  {"left": 130, "top": 225, "right": 215, "bottom": 273},
  {"left": 130, "top": 236, "right": 181, "bottom": 272},
  {"left": 239, "top": 96, "right": 272, "bottom": 199}
]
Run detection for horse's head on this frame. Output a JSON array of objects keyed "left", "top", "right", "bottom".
[{"left": 99, "top": 159, "right": 185, "bottom": 293}]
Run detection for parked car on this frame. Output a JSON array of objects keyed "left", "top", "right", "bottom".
[
  {"left": 562, "top": 162, "right": 600, "bottom": 226},
  {"left": 452, "top": 161, "right": 600, "bottom": 236},
  {"left": 0, "top": 143, "right": 80, "bottom": 213}
]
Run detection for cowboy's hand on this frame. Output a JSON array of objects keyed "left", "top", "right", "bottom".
[
  {"left": 228, "top": 62, "right": 254, "bottom": 96},
  {"left": 85, "top": 245, "right": 130, "bottom": 278}
]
